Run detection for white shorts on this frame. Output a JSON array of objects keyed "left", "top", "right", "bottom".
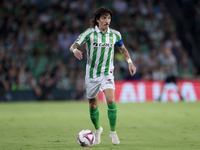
[{"left": 85, "top": 75, "right": 115, "bottom": 99}]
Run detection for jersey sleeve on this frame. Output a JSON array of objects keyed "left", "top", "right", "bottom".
[{"left": 75, "top": 28, "right": 92, "bottom": 46}]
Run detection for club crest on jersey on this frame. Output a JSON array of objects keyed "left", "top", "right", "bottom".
[{"left": 93, "top": 42, "right": 113, "bottom": 47}]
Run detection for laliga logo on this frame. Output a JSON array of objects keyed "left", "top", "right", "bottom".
[{"left": 93, "top": 42, "right": 113, "bottom": 47}]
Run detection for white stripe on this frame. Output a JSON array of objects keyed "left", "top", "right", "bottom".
[
  {"left": 90, "top": 110, "right": 98, "bottom": 114},
  {"left": 107, "top": 107, "right": 117, "bottom": 111}
]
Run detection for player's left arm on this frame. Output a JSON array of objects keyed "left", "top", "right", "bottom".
[{"left": 118, "top": 44, "right": 137, "bottom": 76}]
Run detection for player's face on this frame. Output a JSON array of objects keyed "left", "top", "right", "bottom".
[{"left": 97, "top": 13, "right": 111, "bottom": 31}]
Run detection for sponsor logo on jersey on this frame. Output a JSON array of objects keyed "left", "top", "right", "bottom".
[{"left": 93, "top": 42, "right": 113, "bottom": 47}]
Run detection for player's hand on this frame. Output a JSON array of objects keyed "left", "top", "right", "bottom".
[
  {"left": 128, "top": 63, "right": 136, "bottom": 76},
  {"left": 74, "top": 50, "right": 83, "bottom": 60}
]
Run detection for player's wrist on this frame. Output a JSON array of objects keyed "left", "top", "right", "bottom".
[
  {"left": 127, "top": 58, "right": 132, "bottom": 63},
  {"left": 73, "top": 49, "right": 78, "bottom": 53}
]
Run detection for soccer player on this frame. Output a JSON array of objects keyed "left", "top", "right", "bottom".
[{"left": 70, "top": 6, "right": 136, "bottom": 145}]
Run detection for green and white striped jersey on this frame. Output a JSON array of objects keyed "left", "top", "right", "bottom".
[{"left": 75, "top": 26, "right": 122, "bottom": 78}]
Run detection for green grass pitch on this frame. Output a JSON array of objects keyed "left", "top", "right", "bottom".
[{"left": 0, "top": 101, "right": 200, "bottom": 150}]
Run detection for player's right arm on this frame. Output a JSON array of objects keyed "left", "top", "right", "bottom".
[
  {"left": 70, "top": 42, "right": 83, "bottom": 60},
  {"left": 70, "top": 28, "right": 93, "bottom": 60}
]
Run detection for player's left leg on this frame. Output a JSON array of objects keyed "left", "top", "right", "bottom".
[{"left": 104, "top": 89, "right": 120, "bottom": 145}]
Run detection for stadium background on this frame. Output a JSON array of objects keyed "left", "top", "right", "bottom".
[{"left": 0, "top": 0, "right": 200, "bottom": 102}]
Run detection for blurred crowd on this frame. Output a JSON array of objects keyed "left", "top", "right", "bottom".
[{"left": 0, "top": 0, "right": 199, "bottom": 100}]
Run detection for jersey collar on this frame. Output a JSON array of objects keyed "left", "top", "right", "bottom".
[{"left": 95, "top": 25, "right": 110, "bottom": 34}]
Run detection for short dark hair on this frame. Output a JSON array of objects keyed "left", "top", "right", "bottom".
[{"left": 90, "top": 6, "right": 113, "bottom": 28}]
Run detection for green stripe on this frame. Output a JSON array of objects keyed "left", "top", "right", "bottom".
[
  {"left": 104, "top": 32, "right": 113, "bottom": 76},
  {"left": 89, "top": 31, "right": 98, "bottom": 78},
  {"left": 86, "top": 33, "right": 91, "bottom": 66},
  {"left": 96, "top": 33, "right": 106, "bottom": 77}
]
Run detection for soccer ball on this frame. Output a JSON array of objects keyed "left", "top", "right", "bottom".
[{"left": 77, "top": 129, "right": 95, "bottom": 146}]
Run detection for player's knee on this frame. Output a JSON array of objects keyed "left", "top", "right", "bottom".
[
  {"left": 89, "top": 100, "right": 98, "bottom": 109},
  {"left": 106, "top": 98, "right": 115, "bottom": 105},
  {"left": 89, "top": 103, "right": 98, "bottom": 109},
  {"left": 88, "top": 97, "right": 99, "bottom": 109}
]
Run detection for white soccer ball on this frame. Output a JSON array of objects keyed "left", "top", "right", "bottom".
[{"left": 77, "top": 129, "right": 95, "bottom": 146}]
